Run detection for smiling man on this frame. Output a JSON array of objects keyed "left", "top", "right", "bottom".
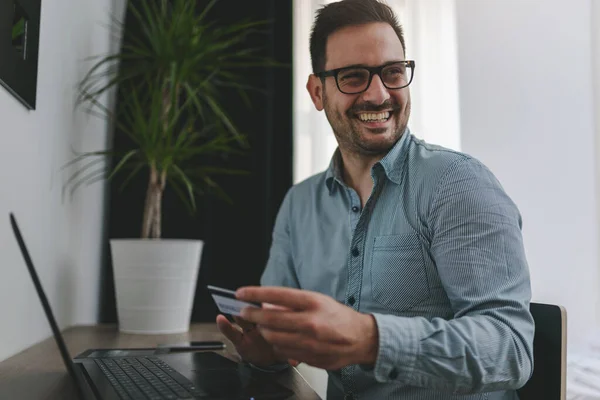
[{"left": 216, "top": 0, "right": 535, "bottom": 399}]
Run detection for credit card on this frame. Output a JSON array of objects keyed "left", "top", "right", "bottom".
[{"left": 207, "top": 285, "right": 261, "bottom": 317}]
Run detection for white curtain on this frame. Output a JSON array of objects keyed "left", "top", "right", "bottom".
[{"left": 293, "top": 0, "right": 461, "bottom": 184}]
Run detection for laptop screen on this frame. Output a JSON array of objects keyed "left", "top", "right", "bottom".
[{"left": 10, "top": 213, "right": 87, "bottom": 399}]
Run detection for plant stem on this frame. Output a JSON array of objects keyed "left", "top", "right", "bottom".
[
  {"left": 150, "top": 170, "right": 167, "bottom": 239},
  {"left": 145, "top": 82, "right": 177, "bottom": 239},
  {"left": 141, "top": 168, "right": 154, "bottom": 239},
  {"left": 141, "top": 164, "right": 165, "bottom": 239}
]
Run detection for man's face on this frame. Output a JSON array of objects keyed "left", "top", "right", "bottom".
[{"left": 308, "top": 23, "right": 411, "bottom": 157}]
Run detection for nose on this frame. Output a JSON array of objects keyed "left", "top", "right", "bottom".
[{"left": 360, "top": 74, "right": 390, "bottom": 105}]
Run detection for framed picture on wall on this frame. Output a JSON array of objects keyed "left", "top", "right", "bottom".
[{"left": 0, "top": 0, "right": 41, "bottom": 110}]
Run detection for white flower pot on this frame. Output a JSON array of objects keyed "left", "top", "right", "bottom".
[{"left": 109, "top": 239, "right": 203, "bottom": 334}]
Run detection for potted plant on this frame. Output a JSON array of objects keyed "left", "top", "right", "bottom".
[{"left": 67, "top": 0, "right": 273, "bottom": 334}]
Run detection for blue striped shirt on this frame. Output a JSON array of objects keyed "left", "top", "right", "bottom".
[{"left": 261, "top": 129, "right": 534, "bottom": 399}]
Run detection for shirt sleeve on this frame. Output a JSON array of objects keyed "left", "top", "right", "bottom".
[
  {"left": 370, "top": 157, "right": 534, "bottom": 394},
  {"left": 251, "top": 188, "right": 298, "bottom": 373},
  {"left": 260, "top": 188, "right": 301, "bottom": 289}
]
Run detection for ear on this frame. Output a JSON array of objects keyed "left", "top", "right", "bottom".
[{"left": 306, "top": 74, "right": 324, "bottom": 111}]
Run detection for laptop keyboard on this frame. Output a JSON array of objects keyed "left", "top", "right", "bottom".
[{"left": 95, "top": 357, "right": 208, "bottom": 399}]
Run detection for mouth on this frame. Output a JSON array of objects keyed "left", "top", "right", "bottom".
[{"left": 354, "top": 110, "right": 393, "bottom": 129}]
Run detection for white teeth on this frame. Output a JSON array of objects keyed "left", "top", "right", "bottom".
[{"left": 358, "top": 111, "right": 390, "bottom": 122}]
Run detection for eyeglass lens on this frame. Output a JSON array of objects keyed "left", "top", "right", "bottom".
[{"left": 337, "top": 62, "right": 412, "bottom": 94}]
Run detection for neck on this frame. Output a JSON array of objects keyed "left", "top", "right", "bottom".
[{"left": 339, "top": 149, "right": 384, "bottom": 206}]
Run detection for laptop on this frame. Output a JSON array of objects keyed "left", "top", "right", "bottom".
[{"left": 9, "top": 213, "right": 295, "bottom": 400}]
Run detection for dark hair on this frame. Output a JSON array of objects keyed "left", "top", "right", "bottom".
[{"left": 309, "top": 0, "right": 406, "bottom": 73}]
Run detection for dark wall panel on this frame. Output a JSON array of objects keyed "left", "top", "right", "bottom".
[{"left": 99, "top": 0, "right": 294, "bottom": 323}]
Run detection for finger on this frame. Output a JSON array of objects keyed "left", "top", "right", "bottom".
[
  {"left": 236, "top": 286, "right": 320, "bottom": 310},
  {"left": 288, "top": 359, "right": 300, "bottom": 367},
  {"left": 240, "top": 308, "right": 310, "bottom": 333},
  {"left": 232, "top": 316, "right": 257, "bottom": 333},
  {"left": 258, "top": 328, "right": 320, "bottom": 350},
  {"left": 216, "top": 314, "right": 244, "bottom": 344},
  {"left": 263, "top": 302, "right": 290, "bottom": 311}
]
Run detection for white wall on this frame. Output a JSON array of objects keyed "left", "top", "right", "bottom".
[
  {"left": 0, "top": 0, "right": 125, "bottom": 362},
  {"left": 456, "top": 0, "right": 600, "bottom": 348}
]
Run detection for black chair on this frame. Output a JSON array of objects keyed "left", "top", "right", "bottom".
[{"left": 517, "top": 302, "right": 567, "bottom": 400}]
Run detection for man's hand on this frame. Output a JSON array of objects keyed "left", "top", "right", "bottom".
[
  {"left": 216, "top": 314, "right": 298, "bottom": 367},
  {"left": 236, "top": 286, "right": 379, "bottom": 370}
]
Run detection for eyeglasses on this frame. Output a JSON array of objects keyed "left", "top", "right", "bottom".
[{"left": 315, "top": 60, "right": 415, "bottom": 94}]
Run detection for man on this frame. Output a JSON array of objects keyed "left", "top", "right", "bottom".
[{"left": 217, "top": 0, "right": 535, "bottom": 399}]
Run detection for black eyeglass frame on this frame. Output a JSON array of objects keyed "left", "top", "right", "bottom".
[{"left": 315, "top": 60, "right": 416, "bottom": 94}]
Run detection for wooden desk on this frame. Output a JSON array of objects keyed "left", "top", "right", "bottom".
[{"left": 0, "top": 323, "right": 322, "bottom": 399}]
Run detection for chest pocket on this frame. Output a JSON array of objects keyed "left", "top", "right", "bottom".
[{"left": 370, "top": 233, "right": 430, "bottom": 311}]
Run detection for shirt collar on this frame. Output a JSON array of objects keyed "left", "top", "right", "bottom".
[
  {"left": 324, "top": 147, "right": 344, "bottom": 192},
  {"left": 377, "top": 127, "right": 411, "bottom": 185},
  {"left": 325, "top": 127, "right": 411, "bottom": 193}
]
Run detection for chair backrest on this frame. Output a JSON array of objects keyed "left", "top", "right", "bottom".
[{"left": 517, "top": 302, "right": 567, "bottom": 400}]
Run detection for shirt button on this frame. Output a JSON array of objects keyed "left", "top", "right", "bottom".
[
  {"left": 351, "top": 247, "right": 360, "bottom": 257},
  {"left": 389, "top": 367, "right": 399, "bottom": 379},
  {"left": 348, "top": 296, "right": 356, "bottom": 306},
  {"left": 351, "top": 206, "right": 359, "bottom": 212}
]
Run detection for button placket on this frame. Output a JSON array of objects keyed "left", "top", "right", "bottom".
[{"left": 342, "top": 170, "right": 384, "bottom": 396}]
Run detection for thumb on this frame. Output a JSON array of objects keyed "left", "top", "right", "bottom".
[
  {"left": 216, "top": 315, "right": 244, "bottom": 344},
  {"left": 233, "top": 315, "right": 257, "bottom": 333},
  {"left": 288, "top": 359, "right": 300, "bottom": 367}
]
